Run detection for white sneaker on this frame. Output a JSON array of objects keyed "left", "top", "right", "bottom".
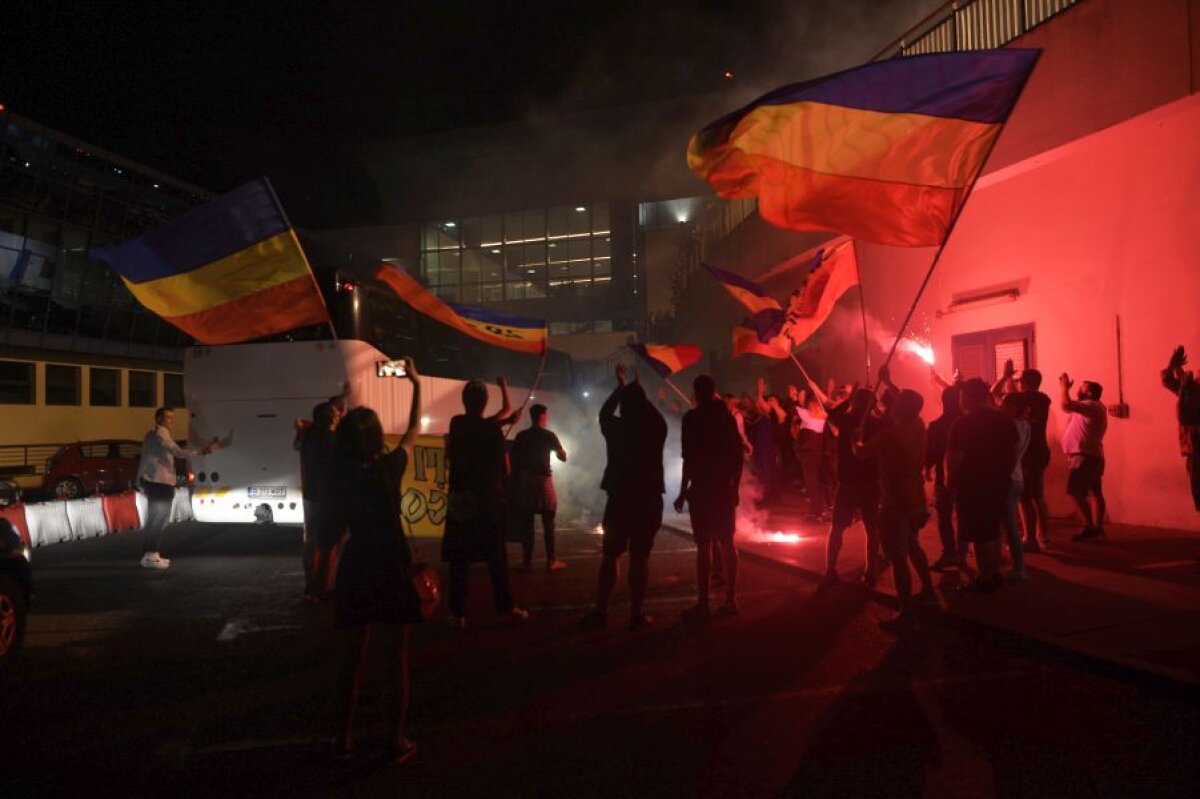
[{"left": 140, "top": 552, "right": 170, "bottom": 570}]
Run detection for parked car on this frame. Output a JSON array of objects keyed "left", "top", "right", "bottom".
[
  {"left": 42, "top": 440, "right": 193, "bottom": 500},
  {"left": 0, "top": 518, "right": 31, "bottom": 670}
]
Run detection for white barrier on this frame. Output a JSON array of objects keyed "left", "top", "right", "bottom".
[
  {"left": 66, "top": 496, "right": 109, "bottom": 541},
  {"left": 134, "top": 491, "right": 149, "bottom": 527},
  {"left": 24, "top": 501, "right": 73, "bottom": 547}
]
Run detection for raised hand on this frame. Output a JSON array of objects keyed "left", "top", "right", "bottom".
[
  {"left": 1003, "top": 359, "right": 1015, "bottom": 379},
  {"left": 615, "top": 363, "right": 627, "bottom": 386},
  {"left": 1059, "top": 372, "right": 1073, "bottom": 390}
]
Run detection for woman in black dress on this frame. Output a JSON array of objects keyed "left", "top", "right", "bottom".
[{"left": 329, "top": 357, "right": 421, "bottom": 764}]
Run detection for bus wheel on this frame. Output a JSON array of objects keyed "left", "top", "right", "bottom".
[{"left": 52, "top": 477, "right": 84, "bottom": 500}]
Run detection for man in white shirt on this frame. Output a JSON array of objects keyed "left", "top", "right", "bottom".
[
  {"left": 136, "top": 406, "right": 215, "bottom": 569},
  {"left": 1059, "top": 373, "right": 1109, "bottom": 541}
]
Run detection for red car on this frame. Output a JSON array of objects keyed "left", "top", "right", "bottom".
[{"left": 42, "top": 440, "right": 192, "bottom": 500}]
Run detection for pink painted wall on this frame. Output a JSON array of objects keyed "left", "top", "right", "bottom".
[{"left": 851, "top": 92, "right": 1200, "bottom": 531}]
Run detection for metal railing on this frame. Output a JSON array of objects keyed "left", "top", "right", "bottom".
[
  {"left": 874, "top": 0, "right": 1081, "bottom": 60},
  {"left": 0, "top": 444, "right": 63, "bottom": 478}
]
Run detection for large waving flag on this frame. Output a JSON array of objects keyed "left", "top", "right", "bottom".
[
  {"left": 688, "top": 49, "right": 1041, "bottom": 247},
  {"left": 629, "top": 343, "right": 703, "bottom": 377},
  {"left": 784, "top": 238, "right": 860, "bottom": 346},
  {"left": 92, "top": 178, "right": 329, "bottom": 344},
  {"left": 376, "top": 264, "right": 547, "bottom": 355},
  {"left": 704, "top": 264, "right": 785, "bottom": 342}
]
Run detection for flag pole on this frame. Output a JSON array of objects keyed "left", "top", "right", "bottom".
[
  {"left": 852, "top": 240, "right": 870, "bottom": 384},
  {"left": 263, "top": 175, "right": 338, "bottom": 341},
  {"left": 662, "top": 376, "right": 694, "bottom": 408},
  {"left": 505, "top": 344, "right": 548, "bottom": 440},
  {"left": 785, "top": 344, "right": 829, "bottom": 411},
  {"left": 875, "top": 61, "right": 1038, "bottom": 381}
]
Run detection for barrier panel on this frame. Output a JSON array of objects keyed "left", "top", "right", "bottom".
[
  {"left": 135, "top": 491, "right": 149, "bottom": 526},
  {"left": 66, "top": 496, "right": 109, "bottom": 541},
  {"left": 0, "top": 503, "right": 31, "bottom": 548},
  {"left": 102, "top": 491, "right": 142, "bottom": 533},
  {"left": 25, "top": 501, "right": 72, "bottom": 547}
]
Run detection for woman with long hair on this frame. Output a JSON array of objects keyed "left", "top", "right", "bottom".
[{"left": 329, "top": 357, "right": 421, "bottom": 764}]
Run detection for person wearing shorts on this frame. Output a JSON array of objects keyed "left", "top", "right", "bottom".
[
  {"left": 1059, "top": 373, "right": 1109, "bottom": 541},
  {"left": 581, "top": 364, "right": 667, "bottom": 631}
]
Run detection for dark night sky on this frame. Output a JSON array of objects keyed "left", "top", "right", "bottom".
[{"left": 2, "top": 0, "right": 938, "bottom": 227}]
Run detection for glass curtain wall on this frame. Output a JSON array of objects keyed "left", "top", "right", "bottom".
[
  {"left": 0, "top": 120, "right": 205, "bottom": 353},
  {"left": 420, "top": 203, "right": 612, "bottom": 306}
]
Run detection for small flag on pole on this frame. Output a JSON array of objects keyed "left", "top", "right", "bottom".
[
  {"left": 704, "top": 264, "right": 785, "bottom": 342},
  {"left": 783, "top": 238, "right": 860, "bottom": 347},
  {"left": 628, "top": 343, "right": 703, "bottom": 377},
  {"left": 92, "top": 178, "right": 330, "bottom": 344},
  {"left": 376, "top": 264, "right": 547, "bottom": 355},
  {"left": 688, "top": 50, "right": 1041, "bottom": 246}
]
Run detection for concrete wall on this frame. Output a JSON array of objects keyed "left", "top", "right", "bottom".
[{"left": 845, "top": 91, "right": 1200, "bottom": 532}]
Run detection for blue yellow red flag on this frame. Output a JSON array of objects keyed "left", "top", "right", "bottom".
[
  {"left": 688, "top": 50, "right": 1040, "bottom": 246},
  {"left": 91, "top": 178, "right": 329, "bottom": 344},
  {"left": 783, "top": 238, "right": 860, "bottom": 346},
  {"left": 376, "top": 264, "right": 547, "bottom": 355},
  {"left": 704, "top": 264, "right": 785, "bottom": 343},
  {"left": 628, "top": 343, "right": 703, "bottom": 378}
]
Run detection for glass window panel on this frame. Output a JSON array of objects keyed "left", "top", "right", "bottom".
[
  {"left": 570, "top": 205, "right": 590, "bottom": 235},
  {"left": 570, "top": 260, "right": 592, "bottom": 278},
  {"left": 128, "top": 370, "right": 156, "bottom": 407},
  {"left": 420, "top": 251, "right": 439, "bottom": 283},
  {"left": 481, "top": 249, "right": 503, "bottom": 282},
  {"left": 45, "top": 364, "right": 81, "bottom": 406},
  {"left": 439, "top": 250, "right": 461, "bottom": 285},
  {"left": 593, "top": 203, "right": 610, "bottom": 232},
  {"left": 503, "top": 212, "right": 523, "bottom": 243},
  {"left": 569, "top": 239, "right": 591, "bottom": 264},
  {"left": 0, "top": 247, "right": 20, "bottom": 288},
  {"left": 594, "top": 319, "right": 613, "bottom": 333},
  {"left": 548, "top": 206, "right": 571, "bottom": 239},
  {"left": 434, "top": 284, "right": 459, "bottom": 301},
  {"left": 66, "top": 184, "right": 98, "bottom": 227},
  {"left": 90, "top": 367, "right": 120, "bottom": 406},
  {"left": 0, "top": 360, "right": 35, "bottom": 404},
  {"left": 593, "top": 237, "right": 610, "bottom": 259},
  {"left": 105, "top": 307, "right": 134, "bottom": 341},
  {"left": 461, "top": 217, "right": 482, "bottom": 249},
  {"left": 130, "top": 311, "right": 158, "bottom": 344},
  {"left": 594, "top": 257, "right": 612, "bottom": 277},
  {"left": 41, "top": 178, "right": 71, "bottom": 218},
  {"left": 457, "top": 283, "right": 481, "bottom": 303},
  {"left": 522, "top": 242, "right": 546, "bottom": 269},
  {"left": 164, "top": 373, "right": 185, "bottom": 407},
  {"left": 461, "top": 249, "right": 483, "bottom": 285},
  {"left": 97, "top": 195, "right": 127, "bottom": 236},
  {"left": 421, "top": 223, "right": 442, "bottom": 251},
  {"left": 481, "top": 283, "right": 503, "bottom": 302},
  {"left": 522, "top": 209, "right": 544, "bottom": 241},
  {"left": 481, "top": 215, "right": 503, "bottom": 247}
]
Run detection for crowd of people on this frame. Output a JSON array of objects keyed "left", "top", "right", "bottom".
[{"left": 128, "top": 344, "right": 1198, "bottom": 764}]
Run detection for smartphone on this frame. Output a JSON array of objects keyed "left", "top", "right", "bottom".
[{"left": 376, "top": 359, "right": 408, "bottom": 378}]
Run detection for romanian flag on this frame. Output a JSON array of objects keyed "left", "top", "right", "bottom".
[
  {"left": 784, "top": 238, "right": 860, "bottom": 346},
  {"left": 628, "top": 343, "right": 703, "bottom": 378},
  {"left": 704, "top": 264, "right": 785, "bottom": 342},
  {"left": 732, "top": 325, "right": 790, "bottom": 360},
  {"left": 92, "top": 178, "right": 329, "bottom": 344},
  {"left": 688, "top": 50, "right": 1041, "bottom": 247},
  {"left": 376, "top": 264, "right": 547, "bottom": 355}
]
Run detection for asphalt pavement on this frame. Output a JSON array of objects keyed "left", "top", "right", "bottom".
[{"left": 3, "top": 518, "right": 1198, "bottom": 798}]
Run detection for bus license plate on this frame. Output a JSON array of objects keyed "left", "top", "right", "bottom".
[{"left": 248, "top": 486, "right": 287, "bottom": 498}]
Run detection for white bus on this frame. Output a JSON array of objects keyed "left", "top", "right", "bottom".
[{"left": 185, "top": 339, "right": 536, "bottom": 526}]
